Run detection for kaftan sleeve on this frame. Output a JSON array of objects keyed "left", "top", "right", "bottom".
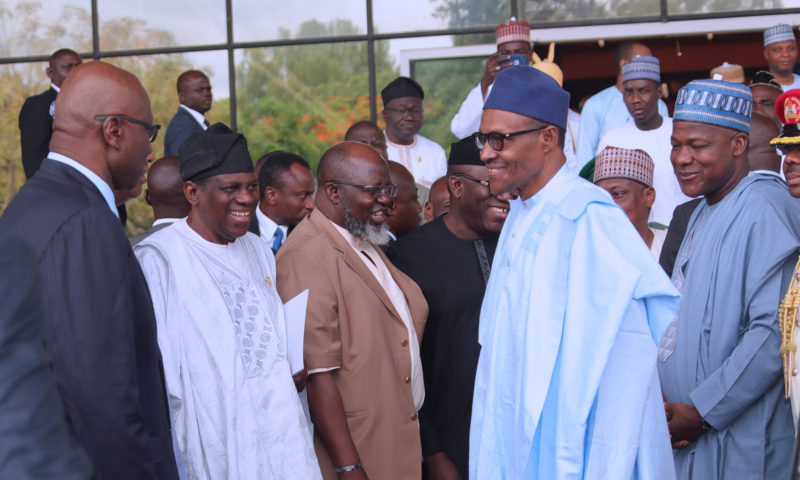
[
  {"left": 576, "top": 96, "right": 604, "bottom": 169},
  {"left": 450, "top": 83, "right": 487, "bottom": 139},
  {"left": 276, "top": 247, "right": 343, "bottom": 371},
  {"left": 689, "top": 217, "right": 797, "bottom": 430}
]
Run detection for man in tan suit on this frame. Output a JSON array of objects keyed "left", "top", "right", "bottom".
[{"left": 277, "top": 142, "right": 428, "bottom": 480}]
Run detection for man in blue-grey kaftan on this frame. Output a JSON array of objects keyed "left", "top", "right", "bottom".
[
  {"left": 658, "top": 78, "right": 800, "bottom": 479},
  {"left": 469, "top": 65, "right": 680, "bottom": 480}
]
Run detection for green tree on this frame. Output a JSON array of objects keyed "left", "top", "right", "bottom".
[{"left": 236, "top": 18, "right": 397, "bottom": 172}]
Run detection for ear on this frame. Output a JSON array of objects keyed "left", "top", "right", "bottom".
[
  {"left": 178, "top": 90, "right": 186, "bottom": 104},
  {"left": 323, "top": 182, "right": 340, "bottom": 205},
  {"left": 423, "top": 201, "right": 434, "bottom": 222},
  {"left": 732, "top": 132, "right": 749, "bottom": 156},
  {"left": 145, "top": 188, "right": 152, "bottom": 206},
  {"left": 99, "top": 116, "right": 123, "bottom": 149},
  {"left": 46, "top": 65, "right": 54, "bottom": 82},
  {"left": 264, "top": 186, "right": 279, "bottom": 205},
  {"left": 540, "top": 125, "right": 559, "bottom": 153},
  {"left": 644, "top": 186, "right": 656, "bottom": 209},
  {"left": 448, "top": 174, "right": 464, "bottom": 200},
  {"left": 184, "top": 181, "right": 201, "bottom": 207}
]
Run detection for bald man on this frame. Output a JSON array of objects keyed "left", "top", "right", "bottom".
[
  {"left": 276, "top": 142, "right": 428, "bottom": 479},
  {"left": 129, "top": 155, "right": 191, "bottom": 246},
  {"left": 0, "top": 61, "right": 179, "bottom": 480},
  {"left": 344, "top": 120, "right": 388, "bottom": 159},
  {"left": 749, "top": 112, "right": 782, "bottom": 175},
  {"left": 424, "top": 176, "right": 450, "bottom": 222},
  {"left": 386, "top": 161, "right": 422, "bottom": 239},
  {"left": 19, "top": 48, "right": 82, "bottom": 179},
  {"left": 164, "top": 70, "right": 212, "bottom": 155}
]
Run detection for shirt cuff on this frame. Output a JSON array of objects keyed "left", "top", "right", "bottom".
[{"left": 308, "top": 366, "right": 340, "bottom": 374}]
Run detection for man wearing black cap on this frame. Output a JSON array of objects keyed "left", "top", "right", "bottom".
[
  {"left": 389, "top": 136, "right": 510, "bottom": 480},
  {"left": 134, "top": 123, "right": 321, "bottom": 479},
  {"left": 469, "top": 65, "right": 679, "bottom": 478},
  {"left": 382, "top": 76, "right": 447, "bottom": 189}
]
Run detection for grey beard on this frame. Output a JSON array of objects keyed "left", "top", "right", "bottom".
[{"left": 342, "top": 196, "right": 392, "bottom": 246}]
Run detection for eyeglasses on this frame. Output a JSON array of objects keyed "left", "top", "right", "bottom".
[
  {"left": 776, "top": 144, "right": 800, "bottom": 156},
  {"left": 453, "top": 173, "right": 489, "bottom": 188},
  {"left": 385, "top": 107, "right": 424, "bottom": 118},
  {"left": 473, "top": 125, "right": 546, "bottom": 151},
  {"left": 326, "top": 181, "right": 398, "bottom": 199},
  {"left": 95, "top": 115, "right": 161, "bottom": 143}
]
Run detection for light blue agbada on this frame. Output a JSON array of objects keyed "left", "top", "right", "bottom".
[
  {"left": 658, "top": 174, "right": 800, "bottom": 479},
  {"left": 470, "top": 165, "right": 680, "bottom": 480}
]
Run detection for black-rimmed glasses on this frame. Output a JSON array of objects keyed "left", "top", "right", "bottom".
[
  {"left": 95, "top": 115, "right": 161, "bottom": 143},
  {"left": 473, "top": 125, "right": 546, "bottom": 151},
  {"left": 326, "top": 181, "right": 398, "bottom": 199},
  {"left": 453, "top": 173, "right": 489, "bottom": 188}
]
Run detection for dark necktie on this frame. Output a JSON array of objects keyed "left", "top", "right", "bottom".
[{"left": 203, "top": 118, "right": 210, "bottom": 128}]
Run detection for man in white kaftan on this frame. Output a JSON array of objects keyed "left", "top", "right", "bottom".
[
  {"left": 469, "top": 65, "right": 679, "bottom": 480},
  {"left": 135, "top": 123, "right": 321, "bottom": 480}
]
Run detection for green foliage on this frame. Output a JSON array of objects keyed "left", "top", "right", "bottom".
[{"left": 236, "top": 18, "right": 398, "bottom": 173}]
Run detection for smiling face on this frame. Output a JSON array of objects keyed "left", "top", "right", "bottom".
[
  {"left": 186, "top": 172, "right": 258, "bottom": 244},
  {"left": 479, "top": 108, "right": 561, "bottom": 200},
  {"left": 623, "top": 79, "right": 660, "bottom": 130},
  {"left": 451, "top": 165, "right": 510, "bottom": 235},
  {"left": 670, "top": 120, "right": 749, "bottom": 204},
  {"left": 765, "top": 40, "right": 798, "bottom": 76}
]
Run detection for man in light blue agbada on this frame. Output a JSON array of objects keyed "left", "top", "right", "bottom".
[
  {"left": 469, "top": 65, "right": 680, "bottom": 480},
  {"left": 658, "top": 78, "right": 800, "bottom": 479}
]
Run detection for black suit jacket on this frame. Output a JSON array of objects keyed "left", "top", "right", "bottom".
[
  {"left": 163, "top": 107, "right": 203, "bottom": 156},
  {"left": 0, "top": 159, "right": 179, "bottom": 480},
  {"left": 0, "top": 234, "right": 93, "bottom": 480},
  {"left": 19, "top": 87, "right": 57, "bottom": 179},
  {"left": 659, "top": 197, "right": 703, "bottom": 277}
]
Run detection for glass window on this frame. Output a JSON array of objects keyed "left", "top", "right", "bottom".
[
  {"left": 522, "top": 0, "right": 659, "bottom": 22},
  {"left": 0, "top": 61, "right": 49, "bottom": 209},
  {"left": 232, "top": 0, "right": 367, "bottom": 43},
  {"left": 234, "top": 42, "right": 370, "bottom": 171},
  {"left": 667, "top": 0, "right": 797, "bottom": 15},
  {"left": 376, "top": 36, "right": 485, "bottom": 153},
  {"left": 98, "top": 0, "right": 226, "bottom": 50},
  {"left": 373, "top": 0, "right": 509, "bottom": 34},
  {"left": 0, "top": 1, "right": 92, "bottom": 57}
]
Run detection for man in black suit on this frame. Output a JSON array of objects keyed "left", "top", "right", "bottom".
[
  {"left": 0, "top": 234, "right": 92, "bottom": 480},
  {"left": 249, "top": 151, "right": 314, "bottom": 252},
  {"left": 18, "top": 48, "right": 82, "bottom": 179},
  {"left": 0, "top": 61, "right": 179, "bottom": 479},
  {"left": 164, "top": 70, "right": 212, "bottom": 156}
]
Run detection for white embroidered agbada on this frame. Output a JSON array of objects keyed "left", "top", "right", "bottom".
[{"left": 135, "top": 219, "right": 321, "bottom": 480}]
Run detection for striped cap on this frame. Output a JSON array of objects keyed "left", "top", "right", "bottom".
[
  {"left": 674, "top": 79, "right": 753, "bottom": 133},
  {"left": 764, "top": 24, "right": 796, "bottom": 47},
  {"left": 622, "top": 56, "right": 660, "bottom": 84},
  {"left": 496, "top": 18, "right": 530, "bottom": 46},
  {"left": 593, "top": 146, "right": 654, "bottom": 188}
]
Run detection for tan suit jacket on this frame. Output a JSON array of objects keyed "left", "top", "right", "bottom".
[{"left": 277, "top": 209, "right": 428, "bottom": 480}]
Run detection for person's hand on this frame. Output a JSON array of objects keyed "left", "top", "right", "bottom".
[
  {"left": 481, "top": 52, "right": 511, "bottom": 96},
  {"left": 425, "top": 452, "right": 462, "bottom": 480},
  {"left": 292, "top": 367, "right": 308, "bottom": 392},
  {"left": 665, "top": 402, "right": 705, "bottom": 449},
  {"left": 339, "top": 467, "right": 369, "bottom": 480}
]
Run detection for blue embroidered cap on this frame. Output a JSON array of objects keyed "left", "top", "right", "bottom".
[
  {"left": 764, "top": 24, "right": 796, "bottom": 47},
  {"left": 673, "top": 79, "right": 753, "bottom": 133},
  {"left": 483, "top": 65, "right": 569, "bottom": 129},
  {"left": 622, "top": 56, "right": 660, "bottom": 84}
]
